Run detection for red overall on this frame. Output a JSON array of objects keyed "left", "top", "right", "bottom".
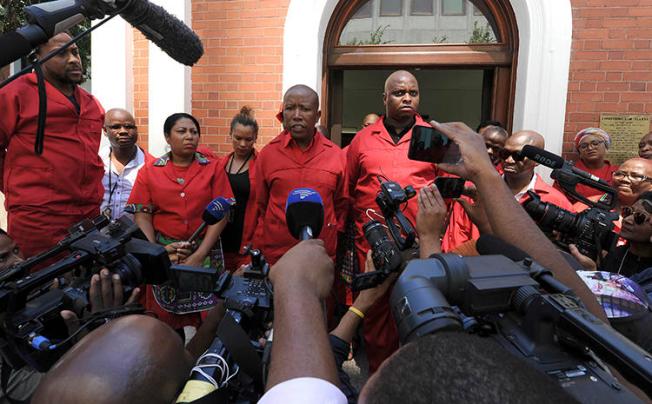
[
  {"left": 253, "top": 131, "right": 347, "bottom": 266},
  {"left": 0, "top": 73, "right": 104, "bottom": 260},
  {"left": 127, "top": 152, "right": 233, "bottom": 330},
  {"left": 346, "top": 116, "right": 439, "bottom": 372}
]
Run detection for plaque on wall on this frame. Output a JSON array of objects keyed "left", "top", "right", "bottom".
[{"left": 599, "top": 114, "right": 651, "bottom": 165}]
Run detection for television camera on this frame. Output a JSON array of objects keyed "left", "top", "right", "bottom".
[
  {"left": 519, "top": 145, "right": 620, "bottom": 261},
  {"left": 390, "top": 235, "right": 652, "bottom": 402}
]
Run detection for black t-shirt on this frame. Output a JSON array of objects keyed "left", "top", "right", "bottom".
[
  {"left": 601, "top": 245, "right": 652, "bottom": 278},
  {"left": 383, "top": 117, "right": 416, "bottom": 144},
  {"left": 222, "top": 171, "right": 250, "bottom": 253}
]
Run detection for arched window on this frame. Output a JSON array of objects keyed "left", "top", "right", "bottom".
[{"left": 323, "top": 0, "right": 518, "bottom": 146}]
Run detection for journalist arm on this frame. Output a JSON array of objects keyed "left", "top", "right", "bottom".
[{"left": 433, "top": 121, "right": 608, "bottom": 323}]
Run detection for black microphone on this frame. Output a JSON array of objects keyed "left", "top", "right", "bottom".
[
  {"left": 285, "top": 188, "right": 324, "bottom": 240},
  {"left": 518, "top": 145, "right": 565, "bottom": 169},
  {"left": 0, "top": 0, "right": 204, "bottom": 67},
  {"left": 187, "top": 197, "right": 235, "bottom": 244},
  {"left": 476, "top": 234, "right": 529, "bottom": 261},
  {"left": 116, "top": 0, "right": 204, "bottom": 66},
  {"left": 519, "top": 145, "right": 610, "bottom": 186}
]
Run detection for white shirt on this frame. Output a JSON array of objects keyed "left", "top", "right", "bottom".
[
  {"left": 258, "top": 377, "right": 347, "bottom": 404},
  {"left": 100, "top": 144, "right": 146, "bottom": 220},
  {"left": 512, "top": 173, "right": 539, "bottom": 202}
]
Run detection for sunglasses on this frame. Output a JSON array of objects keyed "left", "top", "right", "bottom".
[
  {"left": 622, "top": 206, "right": 650, "bottom": 225},
  {"left": 497, "top": 149, "right": 524, "bottom": 161}
]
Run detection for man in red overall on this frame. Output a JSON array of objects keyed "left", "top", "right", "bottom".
[
  {"left": 346, "top": 71, "right": 439, "bottom": 372},
  {"left": 254, "top": 85, "right": 347, "bottom": 266},
  {"left": 0, "top": 33, "right": 105, "bottom": 260}
]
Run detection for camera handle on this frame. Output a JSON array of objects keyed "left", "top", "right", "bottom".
[{"left": 386, "top": 210, "right": 417, "bottom": 251}]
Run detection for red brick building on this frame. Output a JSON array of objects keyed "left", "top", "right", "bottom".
[{"left": 89, "top": 0, "right": 652, "bottom": 165}]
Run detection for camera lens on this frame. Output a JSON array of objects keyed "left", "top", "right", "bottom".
[
  {"left": 110, "top": 254, "right": 143, "bottom": 289},
  {"left": 523, "top": 199, "right": 577, "bottom": 233},
  {"left": 363, "top": 220, "right": 402, "bottom": 273}
]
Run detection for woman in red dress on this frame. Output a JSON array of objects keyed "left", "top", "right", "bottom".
[{"left": 127, "top": 113, "right": 232, "bottom": 334}]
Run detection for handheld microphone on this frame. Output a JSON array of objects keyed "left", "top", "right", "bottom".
[
  {"left": 0, "top": 0, "right": 204, "bottom": 67},
  {"left": 187, "top": 197, "right": 235, "bottom": 244},
  {"left": 285, "top": 188, "right": 324, "bottom": 240}
]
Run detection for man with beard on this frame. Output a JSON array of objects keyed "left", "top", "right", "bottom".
[
  {"left": 0, "top": 32, "right": 105, "bottom": 260},
  {"left": 100, "top": 108, "right": 152, "bottom": 221},
  {"left": 254, "top": 85, "right": 347, "bottom": 266},
  {"left": 346, "top": 70, "right": 440, "bottom": 372}
]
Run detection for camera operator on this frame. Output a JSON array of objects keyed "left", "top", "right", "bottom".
[
  {"left": 31, "top": 314, "right": 196, "bottom": 404},
  {"left": 0, "top": 229, "right": 141, "bottom": 403},
  {"left": 570, "top": 192, "right": 652, "bottom": 277}
]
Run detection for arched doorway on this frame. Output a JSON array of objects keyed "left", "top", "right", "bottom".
[{"left": 322, "top": 0, "right": 518, "bottom": 146}]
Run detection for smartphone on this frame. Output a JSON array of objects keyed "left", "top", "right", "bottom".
[
  {"left": 434, "top": 177, "right": 465, "bottom": 199},
  {"left": 408, "top": 125, "right": 461, "bottom": 165}
]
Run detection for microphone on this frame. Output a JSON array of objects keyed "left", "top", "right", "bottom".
[
  {"left": 285, "top": 188, "right": 324, "bottom": 240},
  {"left": 187, "top": 197, "right": 235, "bottom": 244},
  {"left": 116, "top": 0, "right": 204, "bottom": 66},
  {"left": 0, "top": 0, "right": 204, "bottom": 67},
  {"left": 476, "top": 234, "right": 528, "bottom": 261},
  {"left": 518, "top": 145, "right": 564, "bottom": 169},
  {"left": 519, "top": 145, "right": 610, "bottom": 186}
]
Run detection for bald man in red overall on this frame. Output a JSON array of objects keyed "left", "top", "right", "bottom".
[
  {"left": 347, "top": 71, "right": 440, "bottom": 372},
  {"left": 254, "top": 85, "right": 347, "bottom": 266},
  {"left": 0, "top": 33, "right": 104, "bottom": 260}
]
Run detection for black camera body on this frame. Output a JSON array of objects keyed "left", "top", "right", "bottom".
[
  {"left": 352, "top": 177, "right": 419, "bottom": 292},
  {"left": 390, "top": 255, "right": 651, "bottom": 402},
  {"left": 174, "top": 247, "right": 274, "bottom": 403},
  {"left": 523, "top": 191, "right": 619, "bottom": 260},
  {"left": 0, "top": 216, "right": 168, "bottom": 371}
]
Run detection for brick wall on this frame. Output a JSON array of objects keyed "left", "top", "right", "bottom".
[
  {"left": 192, "top": 0, "right": 289, "bottom": 156},
  {"left": 133, "top": 30, "right": 149, "bottom": 149},
  {"left": 564, "top": 0, "right": 652, "bottom": 161}
]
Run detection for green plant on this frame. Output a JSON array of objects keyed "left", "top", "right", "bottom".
[
  {"left": 0, "top": 0, "right": 92, "bottom": 79},
  {"left": 468, "top": 21, "right": 495, "bottom": 44},
  {"left": 346, "top": 24, "right": 393, "bottom": 45}
]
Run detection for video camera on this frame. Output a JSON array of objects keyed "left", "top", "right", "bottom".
[
  {"left": 518, "top": 146, "right": 619, "bottom": 261},
  {"left": 352, "top": 176, "right": 419, "bottom": 292},
  {"left": 390, "top": 235, "right": 652, "bottom": 402},
  {"left": 175, "top": 247, "right": 273, "bottom": 403},
  {"left": 0, "top": 215, "right": 169, "bottom": 372}
]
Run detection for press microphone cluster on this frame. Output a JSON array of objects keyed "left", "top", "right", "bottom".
[
  {"left": 187, "top": 197, "right": 235, "bottom": 244},
  {"left": 0, "top": 0, "right": 204, "bottom": 67},
  {"left": 285, "top": 188, "right": 325, "bottom": 241}
]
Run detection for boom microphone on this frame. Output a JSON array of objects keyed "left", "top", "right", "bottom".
[
  {"left": 187, "top": 197, "right": 235, "bottom": 244},
  {"left": 476, "top": 234, "right": 529, "bottom": 261},
  {"left": 519, "top": 145, "right": 610, "bottom": 186},
  {"left": 519, "top": 145, "right": 564, "bottom": 169},
  {"left": 0, "top": 0, "right": 203, "bottom": 68},
  {"left": 285, "top": 188, "right": 324, "bottom": 240},
  {"left": 117, "top": 0, "right": 204, "bottom": 66}
]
